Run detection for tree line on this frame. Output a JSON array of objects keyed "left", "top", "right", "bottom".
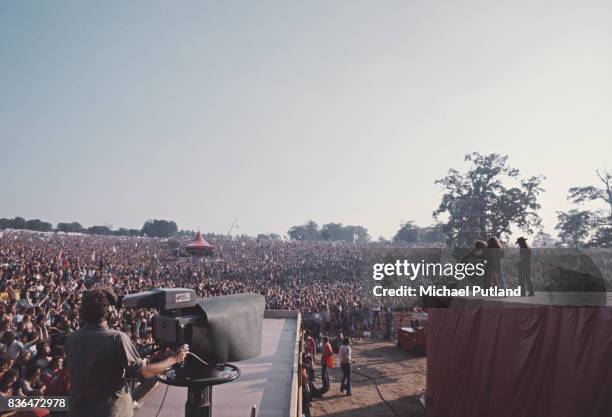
[{"left": 0, "top": 218, "right": 180, "bottom": 238}]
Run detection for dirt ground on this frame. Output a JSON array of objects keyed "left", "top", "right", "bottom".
[{"left": 310, "top": 340, "right": 427, "bottom": 417}]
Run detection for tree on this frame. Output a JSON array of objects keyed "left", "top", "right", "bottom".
[
  {"left": 561, "top": 169, "right": 612, "bottom": 247},
  {"left": 532, "top": 230, "right": 556, "bottom": 247},
  {"left": 555, "top": 209, "right": 597, "bottom": 247},
  {"left": 319, "top": 223, "right": 370, "bottom": 242},
  {"left": 418, "top": 223, "right": 447, "bottom": 245},
  {"left": 11, "top": 217, "right": 27, "bottom": 230},
  {"left": 287, "top": 220, "right": 320, "bottom": 241},
  {"left": 25, "top": 219, "right": 53, "bottom": 232},
  {"left": 393, "top": 221, "right": 420, "bottom": 244},
  {"left": 320, "top": 223, "right": 345, "bottom": 241},
  {"left": 87, "top": 225, "right": 112, "bottom": 235},
  {"left": 56, "top": 222, "right": 85, "bottom": 233},
  {"left": 567, "top": 170, "right": 612, "bottom": 214},
  {"left": 288, "top": 221, "right": 370, "bottom": 242},
  {"left": 256, "top": 233, "right": 281, "bottom": 241},
  {"left": 344, "top": 225, "right": 370, "bottom": 242},
  {"left": 141, "top": 219, "right": 179, "bottom": 238},
  {"left": 433, "top": 153, "right": 544, "bottom": 246},
  {"left": 393, "top": 222, "right": 447, "bottom": 245}
]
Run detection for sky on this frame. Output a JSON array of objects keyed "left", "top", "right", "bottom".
[{"left": 1, "top": 0, "right": 611, "bottom": 239}]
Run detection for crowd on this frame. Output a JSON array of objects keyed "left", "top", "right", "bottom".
[{"left": 0, "top": 230, "right": 378, "bottom": 400}]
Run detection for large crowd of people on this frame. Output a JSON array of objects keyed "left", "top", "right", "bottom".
[{"left": 0, "top": 229, "right": 381, "bottom": 400}]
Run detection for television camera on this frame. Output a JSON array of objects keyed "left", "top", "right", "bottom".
[{"left": 122, "top": 288, "right": 265, "bottom": 417}]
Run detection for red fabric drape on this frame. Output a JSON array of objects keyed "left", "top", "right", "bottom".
[{"left": 426, "top": 298, "right": 612, "bottom": 417}]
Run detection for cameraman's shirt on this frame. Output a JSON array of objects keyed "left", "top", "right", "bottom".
[{"left": 65, "top": 323, "right": 144, "bottom": 417}]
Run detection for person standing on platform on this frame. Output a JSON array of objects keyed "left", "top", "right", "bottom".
[
  {"left": 485, "top": 236, "right": 505, "bottom": 289},
  {"left": 339, "top": 337, "right": 352, "bottom": 396},
  {"left": 320, "top": 336, "right": 334, "bottom": 393},
  {"left": 516, "top": 237, "right": 535, "bottom": 296}
]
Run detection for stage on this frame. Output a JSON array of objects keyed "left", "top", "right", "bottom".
[
  {"left": 135, "top": 315, "right": 300, "bottom": 417},
  {"left": 426, "top": 291, "right": 612, "bottom": 417},
  {"left": 461, "top": 290, "right": 612, "bottom": 307}
]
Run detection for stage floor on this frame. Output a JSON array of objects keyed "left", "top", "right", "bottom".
[
  {"left": 460, "top": 291, "right": 612, "bottom": 307},
  {"left": 135, "top": 317, "right": 298, "bottom": 417}
]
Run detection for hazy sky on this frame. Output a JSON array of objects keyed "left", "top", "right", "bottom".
[{"left": 1, "top": 1, "right": 611, "bottom": 239}]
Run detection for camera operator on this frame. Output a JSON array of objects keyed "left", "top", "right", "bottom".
[{"left": 65, "top": 290, "right": 188, "bottom": 417}]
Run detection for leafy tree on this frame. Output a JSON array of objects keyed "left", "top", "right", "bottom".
[
  {"left": 56, "top": 222, "right": 85, "bottom": 233},
  {"left": 288, "top": 221, "right": 369, "bottom": 242},
  {"left": 555, "top": 209, "right": 597, "bottom": 247},
  {"left": 532, "top": 230, "right": 556, "bottom": 247},
  {"left": 256, "top": 233, "right": 281, "bottom": 241},
  {"left": 393, "top": 222, "right": 447, "bottom": 245},
  {"left": 25, "top": 219, "right": 53, "bottom": 232},
  {"left": 11, "top": 217, "right": 27, "bottom": 230},
  {"left": 433, "top": 152, "right": 544, "bottom": 246},
  {"left": 320, "top": 223, "right": 370, "bottom": 242},
  {"left": 560, "top": 169, "right": 612, "bottom": 247},
  {"left": 141, "top": 219, "right": 179, "bottom": 238},
  {"left": 393, "top": 221, "right": 420, "bottom": 244},
  {"left": 344, "top": 225, "right": 370, "bottom": 242},
  {"left": 287, "top": 220, "right": 320, "bottom": 241},
  {"left": 418, "top": 223, "right": 447, "bottom": 245},
  {"left": 320, "top": 223, "right": 345, "bottom": 241},
  {"left": 567, "top": 170, "right": 612, "bottom": 213},
  {"left": 87, "top": 225, "right": 112, "bottom": 235}
]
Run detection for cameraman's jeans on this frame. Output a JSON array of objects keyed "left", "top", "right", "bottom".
[{"left": 340, "top": 363, "right": 351, "bottom": 395}]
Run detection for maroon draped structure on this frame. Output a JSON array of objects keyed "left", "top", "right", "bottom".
[{"left": 426, "top": 294, "right": 612, "bottom": 417}]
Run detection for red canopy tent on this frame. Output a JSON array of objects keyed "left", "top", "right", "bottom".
[{"left": 185, "top": 230, "right": 214, "bottom": 255}]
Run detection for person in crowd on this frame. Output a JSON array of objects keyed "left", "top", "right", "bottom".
[
  {"left": 320, "top": 336, "right": 333, "bottom": 393},
  {"left": 20, "top": 364, "right": 46, "bottom": 396},
  {"left": 65, "top": 289, "right": 188, "bottom": 417},
  {"left": 485, "top": 236, "right": 505, "bottom": 289},
  {"left": 321, "top": 305, "right": 331, "bottom": 334},
  {"left": 304, "top": 331, "right": 316, "bottom": 359},
  {"left": 0, "top": 369, "right": 18, "bottom": 397},
  {"left": 301, "top": 353, "right": 313, "bottom": 417},
  {"left": 339, "top": 337, "right": 352, "bottom": 396},
  {"left": 372, "top": 304, "right": 381, "bottom": 330},
  {"left": 516, "top": 237, "right": 535, "bottom": 296},
  {"left": 384, "top": 307, "right": 394, "bottom": 340}
]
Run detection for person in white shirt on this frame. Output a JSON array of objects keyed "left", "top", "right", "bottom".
[{"left": 338, "top": 337, "right": 352, "bottom": 396}]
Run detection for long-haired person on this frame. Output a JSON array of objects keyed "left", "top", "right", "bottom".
[
  {"left": 485, "top": 236, "right": 505, "bottom": 289},
  {"left": 516, "top": 237, "right": 535, "bottom": 296},
  {"left": 462, "top": 240, "right": 487, "bottom": 288}
]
